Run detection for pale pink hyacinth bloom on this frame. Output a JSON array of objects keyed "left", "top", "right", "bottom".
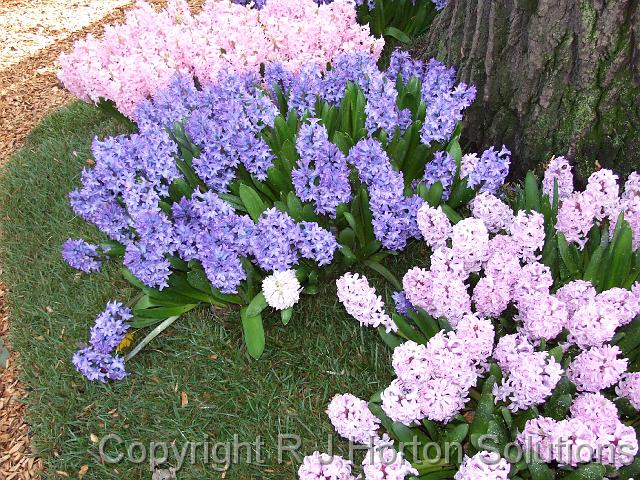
[
  {"left": 555, "top": 280, "right": 597, "bottom": 317},
  {"left": 493, "top": 334, "right": 535, "bottom": 372},
  {"left": 509, "top": 211, "right": 545, "bottom": 263},
  {"left": 454, "top": 451, "right": 510, "bottom": 480},
  {"left": 551, "top": 418, "right": 596, "bottom": 467},
  {"left": 402, "top": 265, "right": 471, "bottom": 326},
  {"left": 623, "top": 171, "right": 640, "bottom": 200},
  {"left": 380, "top": 379, "right": 423, "bottom": 426},
  {"left": 620, "top": 172, "right": 640, "bottom": 249},
  {"left": 361, "top": 446, "right": 418, "bottom": 480},
  {"left": 584, "top": 169, "right": 620, "bottom": 222},
  {"left": 517, "top": 416, "right": 558, "bottom": 463},
  {"left": 542, "top": 156, "right": 574, "bottom": 201},
  {"left": 459, "top": 153, "right": 478, "bottom": 179},
  {"left": 597, "top": 287, "right": 640, "bottom": 326},
  {"left": 616, "top": 372, "right": 640, "bottom": 410},
  {"left": 567, "top": 345, "right": 628, "bottom": 392},
  {"left": 486, "top": 234, "right": 520, "bottom": 260},
  {"left": 567, "top": 300, "right": 619, "bottom": 349},
  {"left": 483, "top": 245, "right": 521, "bottom": 282},
  {"left": 424, "top": 331, "right": 478, "bottom": 390},
  {"left": 569, "top": 393, "right": 619, "bottom": 434},
  {"left": 336, "top": 272, "right": 396, "bottom": 333},
  {"left": 470, "top": 192, "right": 514, "bottom": 233},
  {"left": 493, "top": 349, "right": 563, "bottom": 412},
  {"left": 451, "top": 217, "right": 490, "bottom": 273},
  {"left": 58, "top": 0, "right": 383, "bottom": 118},
  {"left": 512, "top": 262, "right": 553, "bottom": 308},
  {"left": 327, "top": 394, "right": 381, "bottom": 445},
  {"left": 419, "top": 377, "right": 468, "bottom": 423},
  {"left": 618, "top": 192, "right": 640, "bottom": 250},
  {"left": 455, "top": 313, "right": 495, "bottom": 365},
  {"left": 416, "top": 203, "right": 452, "bottom": 248},
  {"left": 595, "top": 420, "right": 639, "bottom": 468},
  {"left": 427, "top": 272, "right": 471, "bottom": 327},
  {"left": 392, "top": 341, "right": 430, "bottom": 384},
  {"left": 556, "top": 192, "right": 597, "bottom": 249},
  {"left": 385, "top": 329, "right": 482, "bottom": 425},
  {"left": 429, "top": 247, "right": 466, "bottom": 279},
  {"left": 402, "top": 267, "right": 434, "bottom": 313},
  {"left": 473, "top": 275, "right": 511, "bottom": 318},
  {"left": 518, "top": 293, "right": 568, "bottom": 341},
  {"left": 298, "top": 452, "right": 357, "bottom": 480}
]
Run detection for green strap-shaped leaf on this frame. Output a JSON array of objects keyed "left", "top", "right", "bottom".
[
  {"left": 286, "top": 192, "right": 303, "bottom": 221},
  {"left": 218, "top": 193, "right": 248, "bottom": 213},
  {"left": 246, "top": 292, "right": 268, "bottom": 318},
  {"left": 583, "top": 244, "right": 605, "bottom": 284},
  {"left": 562, "top": 463, "right": 606, "bottom": 480},
  {"left": 239, "top": 184, "right": 267, "bottom": 222},
  {"left": 384, "top": 26, "right": 412, "bottom": 43},
  {"left": 134, "top": 304, "right": 197, "bottom": 319},
  {"left": 241, "top": 307, "right": 265, "bottom": 360},
  {"left": 524, "top": 171, "right": 541, "bottom": 212},
  {"left": 168, "top": 178, "right": 192, "bottom": 202},
  {"left": 410, "top": 310, "right": 440, "bottom": 340},
  {"left": 125, "top": 315, "right": 181, "bottom": 361},
  {"left": 615, "top": 316, "right": 640, "bottom": 357},
  {"left": 364, "top": 260, "right": 402, "bottom": 290},
  {"left": 392, "top": 313, "right": 427, "bottom": 343},
  {"left": 445, "top": 423, "right": 469, "bottom": 444},
  {"left": 447, "top": 139, "right": 462, "bottom": 167},
  {"left": 339, "top": 245, "right": 358, "bottom": 266},
  {"left": 544, "top": 376, "right": 575, "bottom": 420},
  {"left": 427, "top": 181, "right": 444, "bottom": 207},
  {"left": 144, "top": 287, "right": 197, "bottom": 307},
  {"left": 377, "top": 326, "right": 403, "bottom": 349},
  {"left": 469, "top": 376, "right": 496, "bottom": 447},
  {"left": 527, "top": 460, "right": 554, "bottom": 480},
  {"left": 368, "top": 401, "right": 395, "bottom": 433},
  {"left": 618, "top": 456, "right": 640, "bottom": 480},
  {"left": 440, "top": 204, "right": 462, "bottom": 224},
  {"left": 121, "top": 267, "right": 146, "bottom": 289},
  {"left": 603, "top": 221, "right": 632, "bottom": 290},
  {"left": 557, "top": 233, "right": 580, "bottom": 276},
  {"left": 281, "top": 308, "right": 293, "bottom": 326}
]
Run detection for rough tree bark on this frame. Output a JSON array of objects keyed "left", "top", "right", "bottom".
[{"left": 415, "top": 0, "right": 640, "bottom": 179}]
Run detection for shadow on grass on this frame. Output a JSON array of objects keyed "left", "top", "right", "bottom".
[{"left": 0, "top": 102, "right": 396, "bottom": 479}]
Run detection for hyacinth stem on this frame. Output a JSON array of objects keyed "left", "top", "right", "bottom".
[
  {"left": 125, "top": 316, "right": 181, "bottom": 362},
  {"left": 469, "top": 388, "right": 481, "bottom": 402}
]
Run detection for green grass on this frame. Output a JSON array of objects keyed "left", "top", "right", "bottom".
[{"left": 0, "top": 102, "right": 397, "bottom": 479}]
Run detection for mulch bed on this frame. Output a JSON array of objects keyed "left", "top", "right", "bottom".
[
  {"left": 0, "top": 284, "right": 44, "bottom": 480},
  {"left": 0, "top": 2, "right": 136, "bottom": 164}
]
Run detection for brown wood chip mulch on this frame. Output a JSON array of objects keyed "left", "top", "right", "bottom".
[
  {"left": 0, "top": 2, "right": 200, "bottom": 478},
  {"left": 0, "top": 284, "right": 44, "bottom": 480}
]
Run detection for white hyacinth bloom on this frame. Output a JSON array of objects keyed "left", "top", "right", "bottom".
[{"left": 262, "top": 270, "right": 301, "bottom": 310}]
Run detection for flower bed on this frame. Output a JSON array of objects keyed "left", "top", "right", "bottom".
[
  {"left": 58, "top": 0, "right": 383, "bottom": 118},
  {"left": 51, "top": 0, "right": 640, "bottom": 478},
  {"left": 312, "top": 161, "right": 640, "bottom": 479},
  {"left": 63, "top": 51, "right": 488, "bottom": 370}
]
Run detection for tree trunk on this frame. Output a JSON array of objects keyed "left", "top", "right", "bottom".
[{"left": 415, "top": 0, "right": 640, "bottom": 180}]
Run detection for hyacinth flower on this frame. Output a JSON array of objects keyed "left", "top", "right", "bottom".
[
  {"left": 130, "top": 51, "right": 483, "bottom": 285},
  {"left": 329, "top": 173, "right": 640, "bottom": 478},
  {"left": 58, "top": 0, "right": 384, "bottom": 119},
  {"left": 234, "top": 0, "right": 447, "bottom": 50}
]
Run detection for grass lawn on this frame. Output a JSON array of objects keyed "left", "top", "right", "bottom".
[{"left": 0, "top": 102, "right": 400, "bottom": 479}]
